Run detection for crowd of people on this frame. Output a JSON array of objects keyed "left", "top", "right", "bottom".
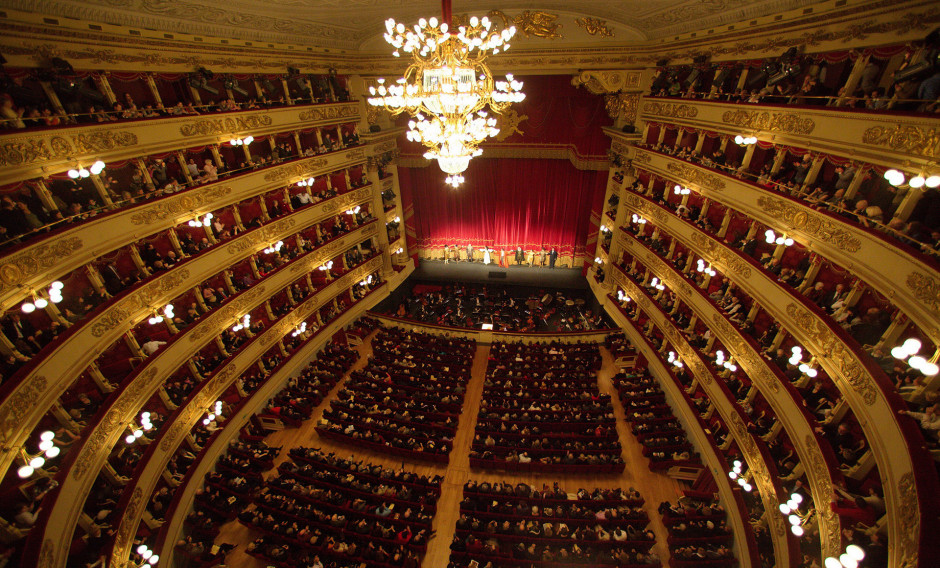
[
  {"left": 470, "top": 340, "right": 624, "bottom": 472},
  {"left": 450, "top": 481, "right": 659, "bottom": 567},
  {"left": 660, "top": 497, "right": 735, "bottom": 566},
  {"left": 614, "top": 370, "right": 699, "bottom": 469},
  {"left": 388, "top": 283, "right": 610, "bottom": 332},
  {"left": 317, "top": 327, "right": 475, "bottom": 462}
]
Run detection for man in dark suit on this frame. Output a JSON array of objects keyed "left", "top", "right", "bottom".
[
  {"left": 515, "top": 247, "right": 524, "bottom": 265},
  {"left": 548, "top": 248, "right": 558, "bottom": 269}
]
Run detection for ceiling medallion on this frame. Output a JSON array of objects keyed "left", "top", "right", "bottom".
[{"left": 366, "top": 0, "right": 525, "bottom": 188}]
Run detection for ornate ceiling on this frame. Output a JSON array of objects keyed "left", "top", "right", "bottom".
[{"left": 3, "top": 0, "right": 822, "bottom": 50}]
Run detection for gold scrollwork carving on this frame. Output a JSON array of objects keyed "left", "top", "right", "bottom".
[
  {"left": 861, "top": 124, "right": 940, "bottom": 161},
  {"left": 226, "top": 218, "right": 298, "bottom": 256},
  {"left": 896, "top": 472, "right": 920, "bottom": 568},
  {"left": 0, "top": 136, "right": 70, "bottom": 168},
  {"left": 495, "top": 10, "right": 563, "bottom": 39},
  {"left": 91, "top": 270, "right": 191, "bottom": 337},
  {"left": 297, "top": 104, "right": 359, "bottom": 122},
  {"left": 785, "top": 303, "right": 878, "bottom": 405},
  {"left": 688, "top": 232, "right": 752, "bottom": 278},
  {"left": 72, "top": 366, "right": 160, "bottom": 479},
  {"left": 130, "top": 186, "right": 233, "bottom": 225},
  {"left": 721, "top": 109, "right": 816, "bottom": 136},
  {"left": 905, "top": 271, "right": 940, "bottom": 312},
  {"left": 0, "top": 376, "right": 48, "bottom": 442},
  {"left": 188, "top": 286, "right": 269, "bottom": 343},
  {"left": 605, "top": 93, "right": 639, "bottom": 122},
  {"left": 494, "top": 109, "right": 528, "bottom": 141},
  {"left": 111, "top": 487, "right": 144, "bottom": 565},
  {"left": 665, "top": 161, "right": 726, "bottom": 192},
  {"left": 755, "top": 196, "right": 861, "bottom": 252},
  {"left": 803, "top": 435, "right": 841, "bottom": 559},
  {"left": 262, "top": 158, "right": 329, "bottom": 182},
  {"left": 642, "top": 102, "right": 699, "bottom": 120},
  {"left": 178, "top": 114, "right": 273, "bottom": 137},
  {"left": 575, "top": 17, "right": 614, "bottom": 37},
  {"left": 0, "top": 237, "right": 83, "bottom": 294}
]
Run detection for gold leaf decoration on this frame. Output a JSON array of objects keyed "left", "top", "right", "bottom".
[
  {"left": 262, "top": 158, "right": 329, "bottom": 182},
  {"left": 493, "top": 109, "right": 528, "bottom": 141},
  {"left": 576, "top": 17, "right": 614, "bottom": 37},
  {"left": 721, "top": 109, "right": 816, "bottom": 135},
  {"left": 803, "top": 435, "right": 842, "bottom": 559},
  {"left": 178, "top": 114, "right": 273, "bottom": 137},
  {"left": 91, "top": 270, "right": 191, "bottom": 337},
  {"left": 130, "top": 186, "right": 233, "bottom": 225},
  {"left": 896, "top": 472, "right": 920, "bottom": 568},
  {"left": 861, "top": 124, "right": 940, "bottom": 161},
  {"left": 906, "top": 271, "right": 940, "bottom": 311},
  {"left": 665, "top": 161, "right": 726, "bottom": 192},
  {"left": 509, "top": 10, "right": 564, "bottom": 39},
  {"left": 0, "top": 376, "right": 48, "bottom": 442},
  {"left": 297, "top": 104, "right": 359, "bottom": 122},
  {"left": 642, "top": 102, "right": 700, "bottom": 119},
  {"left": 0, "top": 237, "right": 83, "bottom": 292},
  {"left": 755, "top": 196, "right": 861, "bottom": 252}
]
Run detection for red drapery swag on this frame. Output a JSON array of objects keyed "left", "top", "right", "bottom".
[{"left": 399, "top": 157, "right": 607, "bottom": 257}]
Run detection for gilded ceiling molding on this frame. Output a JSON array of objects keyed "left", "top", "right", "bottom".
[
  {"left": 72, "top": 366, "right": 160, "bottom": 479},
  {"left": 576, "top": 17, "right": 614, "bottom": 37},
  {"left": 642, "top": 101, "right": 699, "bottom": 119},
  {"left": 297, "top": 105, "right": 360, "bottom": 122},
  {"left": 0, "top": 237, "right": 84, "bottom": 294},
  {"left": 861, "top": 123, "right": 940, "bottom": 162},
  {"left": 905, "top": 271, "right": 940, "bottom": 312},
  {"left": 178, "top": 114, "right": 273, "bottom": 137},
  {"left": 90, "top": 269, "right": 192, "bottom": 337},
  {"left": 721, "top": 109, "right": 816, "bottom": 136},
  {"left": 0, "top": 130, "right": 138, "bottom": 168},
  {"left": 129, "top": 187, "right": 233, "bottom": 225},
  {"left": 785, "top": 303, "right": 878, "bottom": 405},
  {"left": 571, "top": 70, "right": 642, "bottom": 95},
  {"left": 755, "top": 196, "right": 862, "bottom": 252},
  {"left": 664, "top": 161, "right": 726, "bottom": 191},
  {"left": 490, "top": 10, "right": 563, "bottom": 39}
]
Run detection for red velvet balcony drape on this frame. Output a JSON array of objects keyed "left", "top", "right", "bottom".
[{"left": 399, "top": 157, "right": 606, "bottom": 257}]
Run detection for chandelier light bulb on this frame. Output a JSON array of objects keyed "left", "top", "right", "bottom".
[
  {"left": 824, "top": 557, "right": 842, "bottom": 568},
  {"left": 18, "top": 465, "right": 34, "bottom": 478},
  {"left": 38, "top": 440, "right": 53, "bottom": 452},
  {"left": 909, "top": 175, "right": 925, "bottom": 188},
  {"left": 51, "top": 281, "right": 64, "bottom": 290},
  {"left": 839, "top": 554, "right": 858, "bottom": 568},
  {"left": 779, "top": 504, "right": 791, "bottom": 514},
  {"left": 742, "top": 483, "right": 752, "bottom": 491},
  {"left": 45, "top": 446, "right": 60, "bottom": 458},
  {"left": 791, "top": 525, "right": 804, "bottom": 536},
  {"left": 141, "top": 549, "right": 153, "bottom": 560},
  {"left": 79, "top": 169, "right": 90, "bottom": 178},
  {"left": 908, "top": 355, "right": 926, "bottom": 370},
  {"left": 34, "top": 298, "right": 48, "bottom": 309},
  {"left": 845, "top": 544, "right": 865, "bottom": 561},
  {"left": 148, "top": 556, "right": 159, "bottom": 565},
  {"left": 29, "top": 456, "right": 45, "bottom": 469},
  {"left": 68, "top": 169, "right": 80, "bottom": 179},
  {"left": 925, "top": 175, "right": 940, "bottom": 188},
  {"left": 902, "top": 338, "right": 921, "bottom": 354},
  {"left": 41, "top": 430, "right": 55, "bottom": 441},
  {"left": 126, "top": 434, "right": 136, "bottom": 444}
]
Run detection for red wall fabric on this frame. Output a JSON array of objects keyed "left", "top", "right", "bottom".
[{"left": 399, "top": 157, "right": 607, "bottom": 258}]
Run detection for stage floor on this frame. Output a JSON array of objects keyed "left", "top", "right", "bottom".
[{"left": 412, "top": 259, "right": 587, "bottom": 289}]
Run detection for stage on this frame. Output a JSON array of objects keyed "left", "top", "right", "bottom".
[{"left": 411, "top": 259, "right": 587, "bottom": 289}]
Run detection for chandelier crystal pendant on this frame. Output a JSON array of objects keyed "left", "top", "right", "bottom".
[{"left": 367, "top": 1, "right": 525, "bottom": 187}]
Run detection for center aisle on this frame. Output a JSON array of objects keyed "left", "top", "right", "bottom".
[{"left": 213, "top": 329, "right": 686, "bottom": 568}]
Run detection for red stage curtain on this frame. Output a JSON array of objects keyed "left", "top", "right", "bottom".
[{"left": 399, "top": 158, "right": 606, "bottom": 257}]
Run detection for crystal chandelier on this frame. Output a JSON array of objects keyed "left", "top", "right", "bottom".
[{"left": 367, "top": 2, "right": 525, "bottom": 187}]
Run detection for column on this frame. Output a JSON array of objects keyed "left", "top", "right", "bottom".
[
  {"left": 145, "top": 73, "right": 164, "bottom": 107},
  {"left": 92, "top": 72, "right": 117, "bottom": 106},
  {"left": 280, "top": 78, "right": 294, "bottom": 104}
]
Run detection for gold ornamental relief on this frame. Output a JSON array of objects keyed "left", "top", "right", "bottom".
[
  {"left": 665, "top": 161, "right": 726, "bottom": 192},
  {"left": 605, "top": 93, "right": 639, "bottom": 122},
  {"left": 38, "top": 539, "right": 55, "bottom": 568},
  {"left": 494, "top": 109, "right": 528, "bottom": 141},
  {"left": 642, "top": 102, "right": 699, "bottom": 120},
  {"left": 0, "top": 135, "right": 72, "bottom": 168},
  {"left": 861, "top": 124, "right": 940, "bottom": 161},
  {"left": 0, "top": 237, "right": 83, "bottom": 293},
  {"left": 263, "top": 159, "right": 329, "bottom": 183},
  {"left": 110, "top": 487, "right": 144, "bottom": 565},
  {"left": 226, "top": 218, "right": 298, "bottom": 256},
  {"left": 802, "top": 435, "right": 842, "bottom": 559},
  {"left": 487, "top": 10, "right": 563, "bottom": 39},
  {"left": 0, "top": 376, "right": 48, "bottom": 442},
  {"left": 297, "top": 104, "right": 359, "bottom": 122},
  {"left": 576, "top": 17, "right": 614, "bottom": 37},
  {"left": 130, "top": 186, "right": 233, "bottom": 225},
  {"left": 188, "top": 286, "right": 269, "bottom": 343},
  {"left": 755, "top": 196, "right": 861, "bottom": 252},
  {"left": 688, "top": 232, "right": 752, "bottom": 278},
  {"left": 91, "top": 269, "right": 192, "bottom": 337},
  {"left": 178, "top": 114, "right": 274, "bottom": 137},
  {"left": 895, "top": 472, "right": 920, "bottom": 568},
  {"left": 906, "top": 271, "right": 940, "bottom": 311},
  {"left": 721, "top": 109, "right": 816, "bottom": 136}
]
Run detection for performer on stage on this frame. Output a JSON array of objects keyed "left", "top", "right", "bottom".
[
  {"left": 540, "top": 247, "right": 547, "bottom": 266},
  {"left": 466, "top": 243, "right": 474, "bottom": 262},
  {"left": 549, "top": 247, "right": 558, "bottom": 269},
  {"left": 483, "top": 247, "right": 492, "bottom": 265},
  {"left": 515, "top": 246, "right": 524, "bottom": 265},
  {"left": 499, "top": 248, "right": 506, "bottom": 267}
]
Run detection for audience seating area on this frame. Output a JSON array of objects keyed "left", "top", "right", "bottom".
[
  {"left": 614, "top": 371, "right": 700, "bottom": 471},
  {"left": 241, "top": 447, "right": 442, "bottom": 568},
  {"left": 317, "top": 327, "right": 475, "bottom": 462},
  {"left": 470, "top": 341, "right": 624, "bottom": 473},
  {"left": 660, "top": 496, "right": 736, "bottom": 567},
  {"left": 449, "top": 480, "right": 659, "bottom": 568}
]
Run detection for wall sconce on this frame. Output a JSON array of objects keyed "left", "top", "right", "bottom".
[
  {"left": 395, "top": 247, "right": 404, "bottom": 254},
  {"left": 600, "top": 225, "right": 611, "bottom": 233},
  {"left": 696, "top": 259, "right": 716, "bottom": 277},
  {"left": 778, "top": 490, "right": 807, "bottom": 537},
  {"left": 202, "top": 401, "right": 223, "bottom": 426},
  {"left": 649, "top": 277, "right": 665, "bottom": 291},
  {"left": 188, "top": 212, "right": 213, "bottom": 227},
  {"left": 297, "top": 177, "right": 315, "bottom": 187},
  {"left": 823, "top": 544, "right": 865, "bottom": 568},
  {"left": 667, "top": 351, "right": 684, "bottom": 368},
  {"left": 68, "top": 160, "right": 105, "bottom": 179},
  {"left": 631, "top": 214, "right": 647, "bottom": 225},
  {"left": 891, "top": 338, "right": 939, "bottom": 376},
  {"left": 673, "top": 184, "right": 691, "bottom": 195},
  {"left": 715, "top": 350, "right": 738, "bottom": 372},
  {"left": 884, "top": 169, "right": 940, "bottom": 188},
  {"left": 765, "top": 229, "right": 794, "bottom": 246},
  {"left": 148, "top": 304, "right": 174, "bottom": 325},
  {"left": 124, "top": 412, "right": 154, "bottom": 445},
  {"left": 594, "top": 257, "right": 604, "bottom": 264},
  {"left": 291, "top": 322, "right": 308, "bottom": 337},
  {"left": 21, "top": 281, "right": 64, "bottom": 313},
  {"left": 345, "top": 205, "right": 361, "bottom": 215},
  {"left": 788, "top": 346, "right": 818, "bottom": 378},
  {"left": 135, "top": 544, "right": 160, "bottom": 566},
  {"left": 229, "top": 135, "right": 254, "bottom": 146},
  {"left": 616, "top": 290, "right": 631, "bottom": 303},
  {"left": 232, "top": 314, "right": 251, "bottom": 332},
  {"left": 318, "top": 260, "right": 334, "bottom": 272},
  {"left": 15, "top": 430, "right": 61, "bottom": 478},
  {"left": 727, "top": 459, "right": 753, "bottom": 492},
  {"left": 734, "top": 135, "right": 757, "bottom": 145},
  {"left": 263, "top": 241, "right": 284, "bottom": 254}
]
